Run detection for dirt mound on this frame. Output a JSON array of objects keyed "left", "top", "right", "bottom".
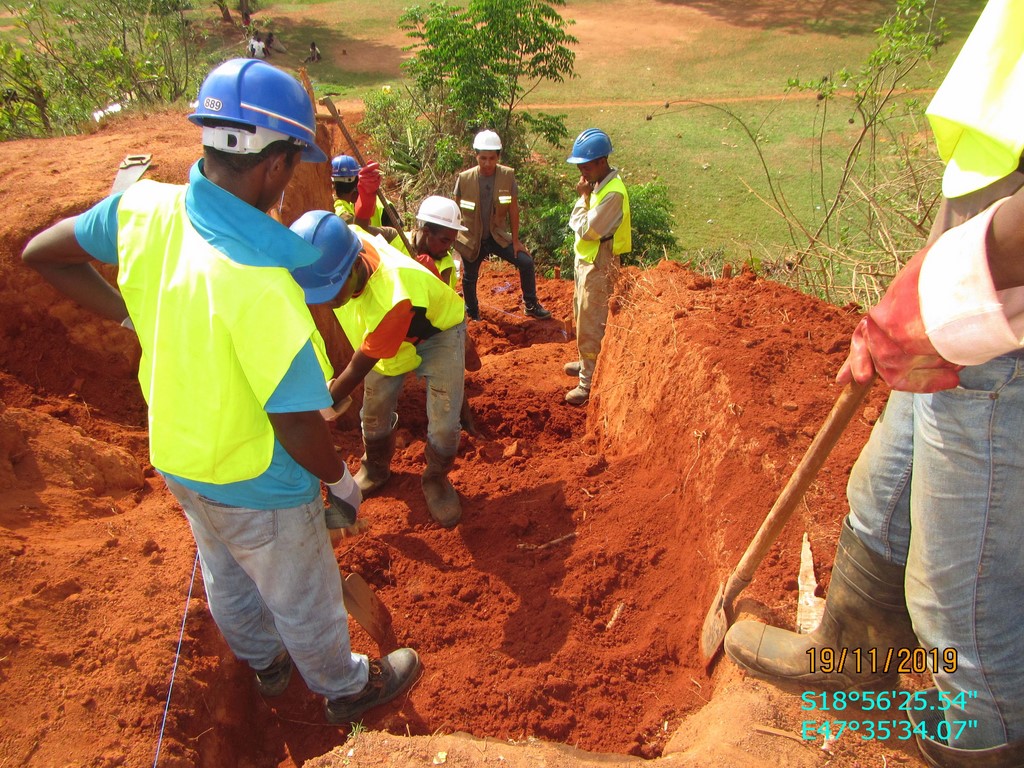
[{"left": 0, "top": 109, "right": 926, "bottom": 768}]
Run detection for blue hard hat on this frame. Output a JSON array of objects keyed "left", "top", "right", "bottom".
[
  {"left": 289, "top": 211, "right": 363, "bottom": 304},
  {"left": 330, "top": 154, "right": 361, "bottom": 182},
  {"left": 189, "top": 59, "right": 327, "bottom": 163},
  {"left": 566, "top": 128, "right": 612, "bottom": 164}
]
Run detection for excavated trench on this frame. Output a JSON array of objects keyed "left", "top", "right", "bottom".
[{"left": 0, "top": 111, "right": 923, "bottom": 768}]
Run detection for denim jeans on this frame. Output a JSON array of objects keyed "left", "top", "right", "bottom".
[
  {"left": 360, "top": 322, "right": 465, "bottom": 457},
  {"left": 572, "top": 246, "right": 619, "bottom": 390},
  {"left": 164, "top": 477, "right": 369, "bottom": 699},
  {"left": 462, "top": 236, "right": 539, "bottom": 315},
  {"left": 847, "top": 352, "right": 1024, "bottom": 749}
]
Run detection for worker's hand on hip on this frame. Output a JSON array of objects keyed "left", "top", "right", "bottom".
[
  {"left": 836, "top": 244, "right": 962, "bottom": 393},
  {"left": 355, "top": 161, "right": 381, "bottom": 220}
]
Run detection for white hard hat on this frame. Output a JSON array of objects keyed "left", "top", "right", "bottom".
[
  {"left": 473, "top": 130, "right": 502, "bottom": 151},
  {"left": 417, "top": 195, "right": 468, "bottom": 232}
]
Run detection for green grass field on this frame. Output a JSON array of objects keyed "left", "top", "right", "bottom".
[{"left": 183, "top": 1, "right": 989, "bottom": 272}]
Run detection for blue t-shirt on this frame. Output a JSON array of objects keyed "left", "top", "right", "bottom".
[{"left": 74, "top": 161, "right": 332, "bottom": 510}]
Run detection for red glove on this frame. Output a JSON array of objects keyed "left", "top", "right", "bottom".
[
  {"left": 354, "top": 161, "right": 381, "bottom": 221},
  {"left": 837, "top": 245, "right": 962, "bottom": 393}
]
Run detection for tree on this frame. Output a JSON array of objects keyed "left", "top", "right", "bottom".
[
  {"left": 212, "top": 0, "right": 233, "bottom": 23},
  {"left": 398, "top": 0, "right": 577, "bottom": 157},
  {"left": 1, "top": 0, "right": 205, "bottom": 140}
]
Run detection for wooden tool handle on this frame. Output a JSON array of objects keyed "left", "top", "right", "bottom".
[
  {"left": 723, "top": 377, "right": 874, "bottom": 605},
  {"left": 319, "top": 98, "right": 415, "bottom": 257}
]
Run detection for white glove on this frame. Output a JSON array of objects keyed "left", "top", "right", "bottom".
[{"left": 325, "top": 468, "right": 362, "bottom": 528}]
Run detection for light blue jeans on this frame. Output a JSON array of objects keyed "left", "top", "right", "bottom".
[
  {"left": 847, "top": 352, "right": 1024, "bottom": 749},
  {"left": 361, "top": 323, "right": 465, "bottom": 457},
  {"left": 164, "top": 477, "right": 369, "bottom": 700}
]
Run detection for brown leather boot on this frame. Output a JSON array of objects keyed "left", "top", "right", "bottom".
[
  {"left": 724, "top": 517, "right": 918, "bottom": 690},
  {"left": 421, "top": 442, "right": 461, "bottom": 528}
]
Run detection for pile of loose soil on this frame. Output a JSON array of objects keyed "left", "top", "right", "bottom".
[{"left": 0, "top": 108, "right": 927, "bottom": 768}]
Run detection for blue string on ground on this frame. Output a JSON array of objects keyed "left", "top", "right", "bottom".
[{"left": 153, "top": 550, "right": 200, "bottom": 768}]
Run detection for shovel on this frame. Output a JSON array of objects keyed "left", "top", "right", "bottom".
[
  {"left": 318, "top": 97, "right": 416, "bottom": 257},
  {"left": 110, "top": 154, "right": 152, "bottom": 194},
  {"left": 341, "top": 571, "right": 398, "bottom": 653},
  {"left": 700, "top": 376, "right": 874, "bottom": 666}
]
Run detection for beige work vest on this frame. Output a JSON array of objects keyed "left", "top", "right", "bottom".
[{"left": 455, "top": 165, "right": 515, "bottom": 262}]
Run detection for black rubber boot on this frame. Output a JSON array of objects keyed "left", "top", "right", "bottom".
[
  {"left": 909, "top": 689, "right": 1024, "bottom": 768},
  {"left": 354, "top": 432, "right": 395, "bottom": 495},
  {"left": 421, "top": 442, "right": 462, "bottom": 528},
  {"left": 724, "top": 517, "right": 917, "bottom": 690}
]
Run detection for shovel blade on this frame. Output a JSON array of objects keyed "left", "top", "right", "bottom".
[
  {"left": 342, "top": 572, "right": 396, "bottom": 652},
  {"left": 700, "top": 581, "right": 729, "bottom": 667}
]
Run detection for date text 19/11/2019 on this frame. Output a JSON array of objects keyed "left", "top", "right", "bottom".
[{"left": 806, "top": 646, "right": 958, "bottom": 675}]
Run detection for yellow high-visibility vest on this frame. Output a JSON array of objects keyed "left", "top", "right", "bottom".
[
  {"left": 926, "top": 0, "right": 1024, "bottom": 198},
  {"left": 454, "top": 165, "right": 516, "bottom": 261},
  {"left": 574, "top": 175, "right": 632, "bottom": 264},
  {"left": 334, "top": 196, "right": 385, "bottom": 227},
  {"left": 117, "top": 181, "right": 329, "bottom": 483},
  {"left": 335, "top": 235, "right": 465, "bottom": 377}
]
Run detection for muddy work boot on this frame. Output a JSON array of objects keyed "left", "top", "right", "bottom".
[
  {"left": 565, "top": 385, "right": 589, "bottom": 406},
  {"left": 421, "top": 443, "right": 462, "bottom": 528},
  {"left": 255, "top": 651, "right": 293, "bottom": 697},
  {"left": 563, "top": 361, "right": 581, "bottom": 377},
  {"left": 325, "top": 648, "right": 422, "bottom": 725},
  {"left": 354, "top": 430, "right": 396, "bottom": 495},
  {"left": 724, "top": 517, "right": 917, "bottom": 690}
]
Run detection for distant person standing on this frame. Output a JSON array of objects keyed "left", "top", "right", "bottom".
[
  {"left": 331, "top": 155, "right": 406, "bottom": 252},
  {"left": 562, "top": 128, "right": 631, "bottom": 406},
  {"left": 453, "top": 130, "right": 550, "bottom": 321}
]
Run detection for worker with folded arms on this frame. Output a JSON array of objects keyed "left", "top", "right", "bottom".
[
  {"left": 21, "top": 59, "right": 420, "bottom": 727},
  {"left": 453, "top": 129, "right": 551, "bottom": 321},
  {"left": 289, "top": 204, "right": 468, "bottom": 528},
  {"left": 725, "top": 4, "right": 1024, "bottom": 764},
  {"left": 563, "top": 128, "right": 631, "bottom": 406}
]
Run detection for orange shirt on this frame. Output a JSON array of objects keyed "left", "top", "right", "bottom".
[{"left": 353, "top": 242, "right": 415, "bottom": 360}]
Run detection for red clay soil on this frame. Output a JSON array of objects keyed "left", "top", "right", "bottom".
[{"left": 0, "top": 109, "right": 928, "bottom": 768}]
